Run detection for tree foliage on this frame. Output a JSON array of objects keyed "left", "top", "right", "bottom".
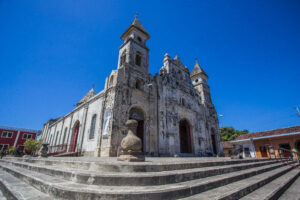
[
  {"left": 8, "top": 146, "right": 16, "bottom": 155},
  {"left": 24, "top": 139, "right": 41, "bottom": 153},
  {"left": 220, "top": 126, "right": 249, "bottom": 141}
]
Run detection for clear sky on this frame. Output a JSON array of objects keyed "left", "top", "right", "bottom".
[{"left": 0, "top": 0, "right": 299, "bottom": 132}]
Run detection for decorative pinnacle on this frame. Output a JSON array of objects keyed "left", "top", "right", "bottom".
[{"left": 135, "top": 12, "right": 138, "bottom": 18}]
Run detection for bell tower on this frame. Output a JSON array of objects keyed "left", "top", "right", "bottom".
[
  {"left": 118, "top": 14, "right": 150, "bottom": 74},
  {"left": 190, "top": 60, "right": 212, "bottom": 105}
]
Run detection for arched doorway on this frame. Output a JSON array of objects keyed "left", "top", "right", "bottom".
[
  {"left": 295, "top": 140, "right": 300, "bottom": 151},
  {"left": 211, "top": 128, "right": 218, "bottom": 154},
  {"left": 70, "top": 121, "right": 80, "bottom": 152},
  {"left": 129, "top": 107, "right": 145, "bottom": 152},
  {"left": 279, "top": 143, "right": 292, "bottom": 158},
  {"left": 259, "top": 146, "right": 268, "bottom": 157},
  {"left": 179, "top": 119, "right": 192, "bottom": 153}
]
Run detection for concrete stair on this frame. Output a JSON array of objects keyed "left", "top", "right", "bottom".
[
  {"left": 0, "top": 157, "right": 298, "bottom": 200},
  {"left": 0, "top": 169, "right": 52, "bottom": 200},
  {"left": 278, "top": 174, "right": 300, "bottom": 200}
]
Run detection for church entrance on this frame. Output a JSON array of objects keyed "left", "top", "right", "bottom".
[
  {"left": 129, "top": 107, "right": 145, "bottom": 152},
  {"left": 179, "top": 119, "right": 192, "bottom": 153},
  {"left": 211, "top": 128, "right": 218, "bottom": 155},
  {"left": 136, "top": 120, "right": 144, "bottom": 150},
  {"left": 211, "top": 134, "right": 217, "bottom": 154},
  {"left": 70, "top": 121, "right": 80, "bottom": 152},
  {"left": 296, "top": 140, "right": 300, "bottom": 153}
]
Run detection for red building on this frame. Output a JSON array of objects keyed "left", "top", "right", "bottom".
[{"left": 0, "top": 126, "right": 41, "bottom": 152}]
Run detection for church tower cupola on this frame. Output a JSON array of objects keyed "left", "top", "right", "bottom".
[
  {"left": 190, "top": 59, "right": 208, "bottom": 85},
  {"left": 118, "top": 14, "right": 150, "bottom": 73},
  {"left": 191, "top": 59, "right": 212, "bottom": 105},
  {"left": 120, "top": 14, "right": 150, "bottom": 42}
]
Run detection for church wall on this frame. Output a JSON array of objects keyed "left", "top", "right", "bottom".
[
  {"left": 48, "top": 126, "right": 55, "bottom": 145},
  {"left": 60, "top": 117, "right": 71, "bottom": 145},
  {"left": 101, "top": 62, "right": 158, "bottom": 157},
  {"left": 99, "top": 87, "right": 117, "bottom": 157},
  {"left": 159, "top": 82, "right": 204, "bottom": 156},
  {"left": 53, "top": 121, "right": 63, "bottom": 146},
  {"left": 68, "top": 105, "right": 86, "bottom": 152},
  {"left": 41, "top": 17, "right": 222, "bottom": 157},
  {"left": 81, "top": 97, "right": 103, "bottom": 156}
]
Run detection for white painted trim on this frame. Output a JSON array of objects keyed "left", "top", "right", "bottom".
[
  {"left": 231, "top": 139, "right": 250, "bottom": 143},
  {"left": 253, "top": 132, "right": 300, "bottom": 140},
  {"left": 13, "top": 131, "right": 20, "bottom": 147},
  {"left": 0, "top": 126, "right": 41, "bottom": 134},
  {"left": 231, "top": 131, "right": 300, "bottom": 143}
]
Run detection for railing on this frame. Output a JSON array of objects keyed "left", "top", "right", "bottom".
[
  {"left": 267, "top": 145, "right": 300, "bottom": 169},
  {"left": 47, "top": 144, "right": 79, "bottom": 156}
]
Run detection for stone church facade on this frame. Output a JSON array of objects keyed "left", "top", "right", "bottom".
[{"left": 41, "top": 16, "right": 222, "bottom": 157}]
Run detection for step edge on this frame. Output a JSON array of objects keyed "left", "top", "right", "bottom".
[{"left": 0, "top": 162, "right": 290, "bottom": 200}]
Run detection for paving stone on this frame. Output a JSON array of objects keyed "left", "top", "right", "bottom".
[
  {"left": 241, "top": 167, "right": 300, "bottom": 200},
  {"left": 0, "top": 157, "right": 298, "bottom": 200},
  {"left": 1, "top": 158, "right": 278, "bottom": 186},
  {"left": 3, "top": 156, "right": 268, "bottom": 172},
  {"left": 181, "top": 164, "right": 296, "bottom": 200},
  {"left": 0, "top": 190, "right": 7, "bottom": 200},
  {"left": 278, "top": 172, "right": 300, "bottom": 200},
  {"left": 0, "top": 159, "right": 289, "bottom": 200},
  {"left": 0, "top": 170, "right": 52, "bottom": 200}
]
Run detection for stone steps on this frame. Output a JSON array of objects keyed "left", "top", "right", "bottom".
[
  {"left": 0, "top": 159, "right": 279, "bottom": 186},
  {"left": 180, "top": 164, "right": 298, "bottom": 200},
  {"left": 241, "top": 167, "right": 300, "bottom": 200},
  {"left": 0, "top": 159, "right": 291, "bottom": 200},
  {"left": 0, "top": 169, "right": 52, "bottom": 200},
  {"left": 2, "top": 157, "right": 269, "bottom": 172},
  {"left": 278, "top": 172, "right": 300, "bottom": 200}
]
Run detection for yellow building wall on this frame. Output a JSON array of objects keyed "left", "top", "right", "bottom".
[{"left": 253, "top": 135, "right": 300, "bottom": 159}]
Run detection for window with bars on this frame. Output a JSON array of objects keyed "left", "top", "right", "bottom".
[{"left": 89, "top": 114, "right": 97, "bottom": 139}]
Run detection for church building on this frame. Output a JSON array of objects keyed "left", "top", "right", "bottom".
[{"left": 41, "top": 16, "right": 222, "bottom": 157}]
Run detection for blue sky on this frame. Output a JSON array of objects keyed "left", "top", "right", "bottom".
[{"left": 0, "top": 0, "right": 299, "bottom": 132}]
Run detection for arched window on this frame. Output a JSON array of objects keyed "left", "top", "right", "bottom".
[
  {"left": 62, "top": 127, "right": 68, "bottom": 144},
  {"left": 55, "top": 131, "right": 59, "bottom": 145},
  {"left": 120, "top": 51, "right": 126, "bottom": 66},
  {"left": 49, "top": 135, "right": 53, "bottom": 145},
  {"left": 89, "top": 114, "right": 97, "bottom": 139},
  {"left": 135, "top": 51, "right": 142, "bottom": 66}
]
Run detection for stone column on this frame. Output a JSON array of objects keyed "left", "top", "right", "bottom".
[
  {"left": 39, "top": 143, "right": 49, "bottom": 157},
  {"left": 117, "top": 119, "right": 145, "bottom": 162}
]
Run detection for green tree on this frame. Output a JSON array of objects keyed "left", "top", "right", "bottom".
[
  {"left": 24, "top": 139, "right": 41, "bottom": 154},
  {"left": 8, "top": 146, "right": 16, "bottom": 155},
  {"left": 220, "top": 126, "right": 248, "bottom": 141}
]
